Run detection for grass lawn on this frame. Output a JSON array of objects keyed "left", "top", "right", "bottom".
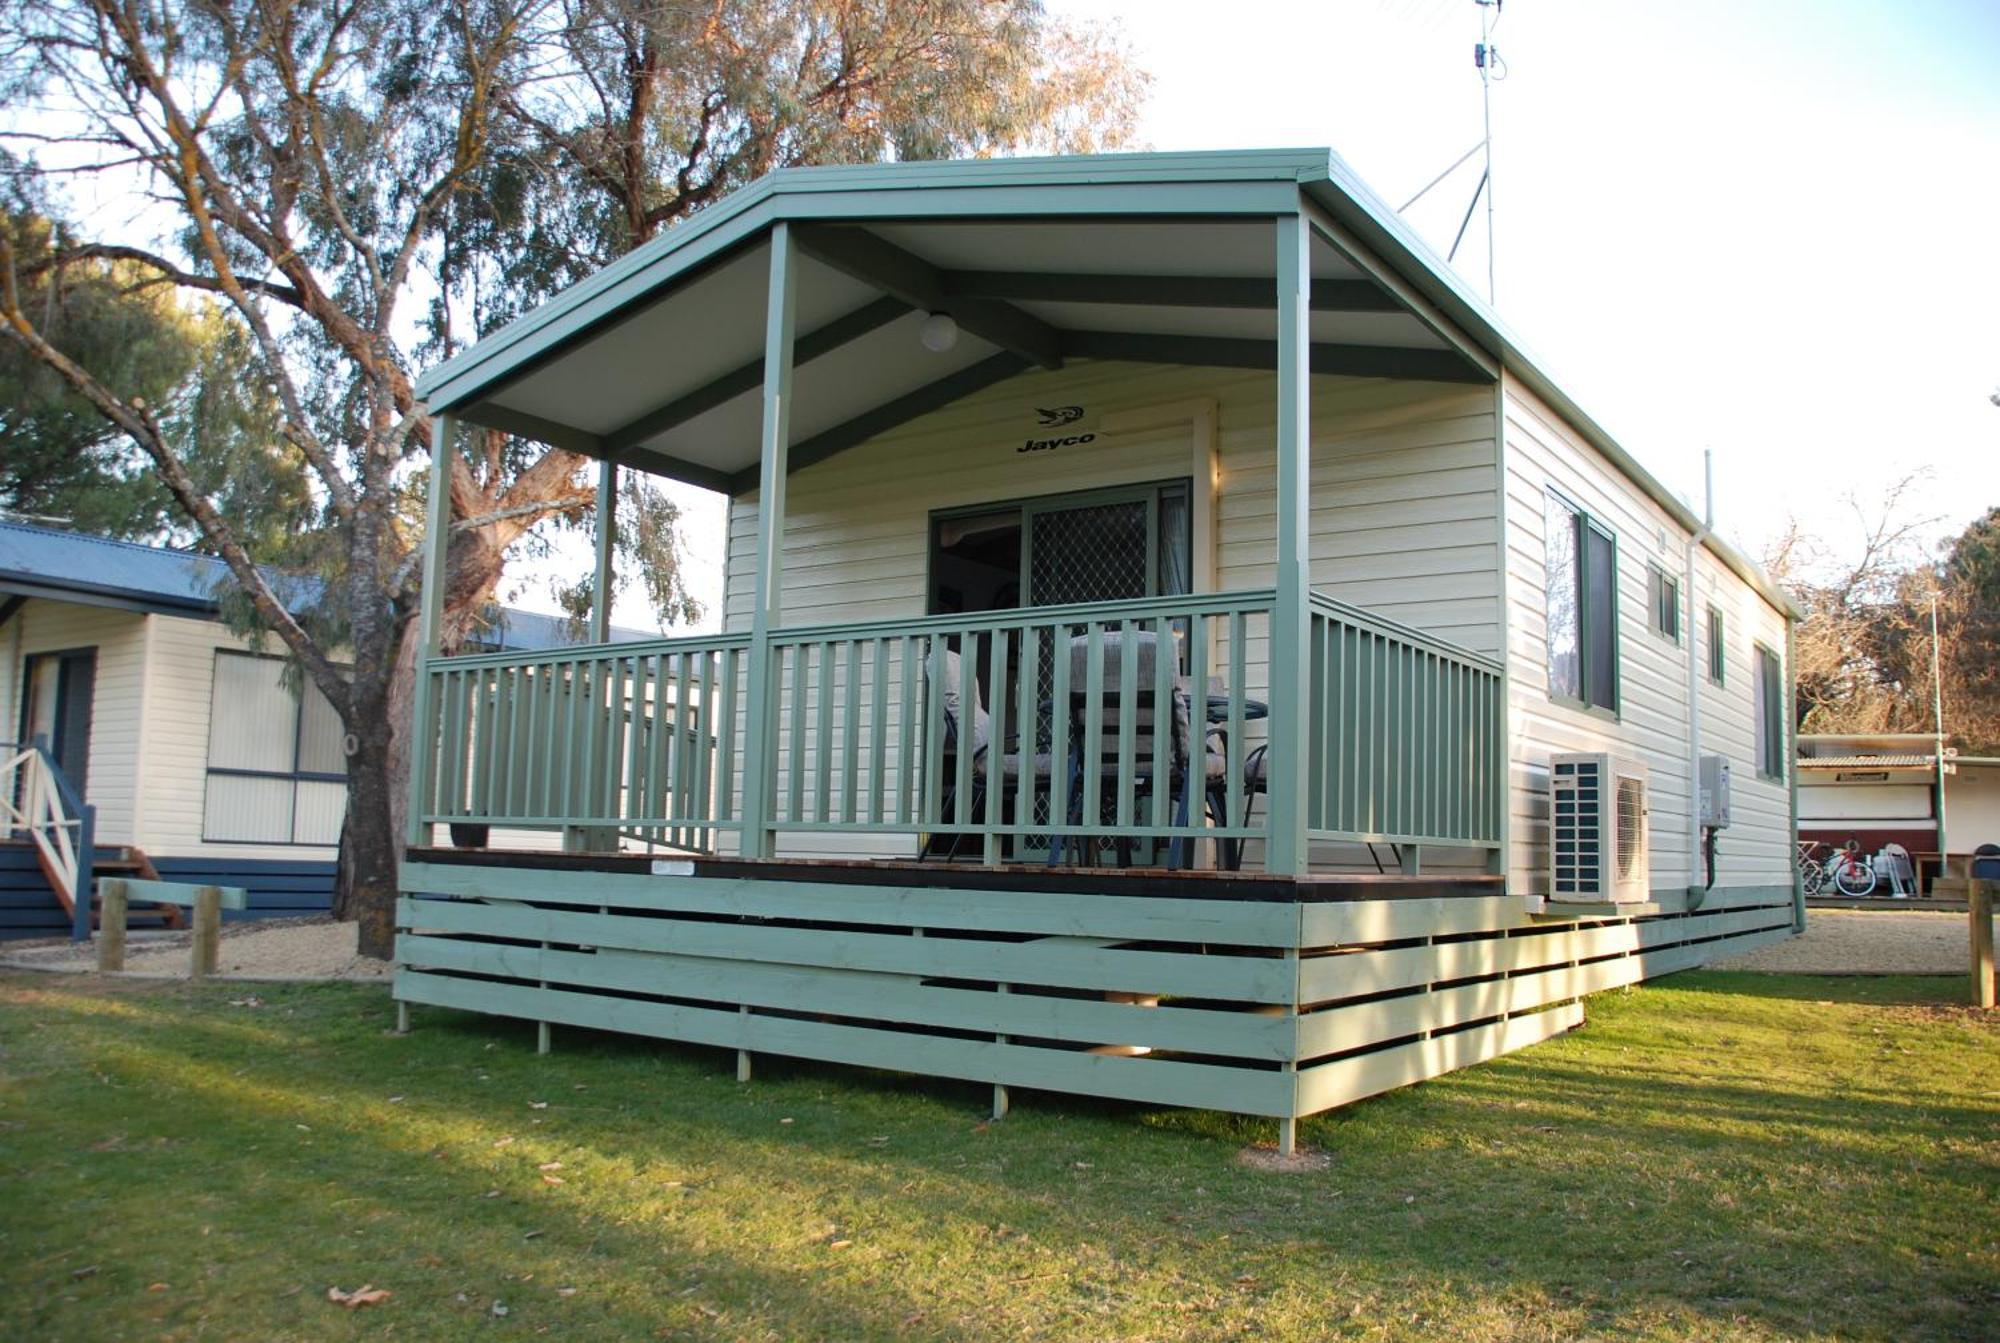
[{"left": 0, "top": 971, "right": 1993, "bottom": 1342}]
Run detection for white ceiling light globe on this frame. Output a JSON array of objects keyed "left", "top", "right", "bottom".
[{"left": 919, "top": 311, "right": 959, "bottom": 353}]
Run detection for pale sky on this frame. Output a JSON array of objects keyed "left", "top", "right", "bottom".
[{"left": 506, "top": 0, "right": 2000, "bottom": 631}]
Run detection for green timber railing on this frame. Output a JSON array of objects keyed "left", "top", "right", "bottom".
[
  {"left": 414, "top": 587, "right": 1505, "bottom": 868},
  {"left": 763, "top": 589, "right": 1274, "bottom": 862},
  {"left": 1305, "top": 593, "right": 1506, "bottom": 852},
  {"left": 421, "top": 632, "right": 751, "bottom": 850}
]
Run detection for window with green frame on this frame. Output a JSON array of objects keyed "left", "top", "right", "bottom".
[
  {"left": 1753, "top": 643, "right": 1785, "bottom": 779},
  {"left": 1646, "top": 564, "right": 1681, "bottom": 643},
  {"left": 1706, "top": 605, "right": 1725, "bottom": 684},
  {"left": 1544, "top": 491, "right": 1619, "bottom": 713}
]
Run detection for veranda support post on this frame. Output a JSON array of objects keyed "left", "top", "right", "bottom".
[
  {"left": 405, "top": 414, "right": 457, "bottom": 852},
  {"left": 591, "top": 460, "right": 617, "bottom": 644},
  {"left": 739, "top": 222, "right": 799, "bottom": 863},
  {"left": 1264, "top": 211, "right": 1312, "bottom": 878},
  {"left": 573, "top": 459, "right": 620, "bottom": 854}
]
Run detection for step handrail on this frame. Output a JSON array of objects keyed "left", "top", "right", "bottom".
[{"left": 0, "top": 738, "right": 97, "bottom": 940}]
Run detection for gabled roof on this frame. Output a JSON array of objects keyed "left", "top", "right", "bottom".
[
  {"left": 415, "top": 146, "right": 1800, "bottom": 619},
  {"left": 0, "top": 520, "right": 650, "bottom": 651}
]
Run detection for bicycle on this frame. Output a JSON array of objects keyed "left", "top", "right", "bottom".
[{"left": 1800, "top": 840, "right": 1877, "bottom": 897}]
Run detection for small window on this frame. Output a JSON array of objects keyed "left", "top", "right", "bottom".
[
  {"left": 1706, "top": 606, "right": 1725, "bottom": 684},
  {"left": 204, "top": 651, "right": 348, "bottom": 845},
  {"left": 1544, "top": 491, "right": 1619, "bottom": 714},
  {"left": 1647, "top": 565, "right": 1680, "bottom": 643},
  {"left": 1753, "top": 643, "right": 1785, "bottom": 779}
]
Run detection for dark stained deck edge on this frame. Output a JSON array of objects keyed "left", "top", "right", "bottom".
[{"left": 404, "top": 847, "right": 1503, "bottom": 903}]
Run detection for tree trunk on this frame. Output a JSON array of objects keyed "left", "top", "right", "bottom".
[{"left": 333, "top": 682, "right": 403, "bottom": 960}]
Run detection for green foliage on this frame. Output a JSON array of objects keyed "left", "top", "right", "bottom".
[
  {"left": 0, "top": 186, "right": 310, "bottom": 555},
  {"left": 0, "top": 970, "right": 1993, "bottom": 1340}
]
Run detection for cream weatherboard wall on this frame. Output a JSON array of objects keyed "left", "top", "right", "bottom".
[
  {"left": 723, "top": 360, "right": 1501, "bottom": 654},
  {"left": 718, "top": 358, "right": 1501, "bottom": 860},
  {"left": 0, "top": 599, "right": 338, "bottom": 865},
  {"left": 0, "top": 600, "right": 148, "bottom": 848},
  {"left": 138, "top": 612, "right": 341, "bottom": 864},
  {"left": 1500, "top": 375, "right": 1793, "bottom": 903}
]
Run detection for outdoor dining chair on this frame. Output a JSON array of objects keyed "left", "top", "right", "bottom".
[
  {"left": 925, "top": 645, "right": 1054, "bottom": 861},
  {"left": 1055, "top": 629, "right": 1230, "bottom": 868}
]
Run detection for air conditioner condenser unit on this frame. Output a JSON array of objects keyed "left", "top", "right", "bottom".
[{"left": 1549, "top": 752, "right": 1651, "bottom": 903}]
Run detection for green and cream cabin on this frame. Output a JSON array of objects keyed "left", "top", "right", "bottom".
[{"left": 400, "top": 149, "right": 1800, "bottom": 1147}]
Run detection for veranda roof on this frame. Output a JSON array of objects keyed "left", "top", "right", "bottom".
[{"left": 415, "top": 147, "right": 1798, "bottom": 617}]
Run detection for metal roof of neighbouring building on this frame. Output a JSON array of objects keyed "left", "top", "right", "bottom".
[{"left": 0, "top": 519, "right": 653, "bottom": 652}]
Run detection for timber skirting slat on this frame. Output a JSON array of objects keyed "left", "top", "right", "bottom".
[{"left": 393, "top": 875, "right": 1798, "bottom": 1121}]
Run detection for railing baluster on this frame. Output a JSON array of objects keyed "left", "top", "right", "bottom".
[
  {"left": 814, "top": 640, "right": 835, "bottom": 823},
  {"left": 922, "top": 637, "right": 945, "bottom": 831},
  {"left": 1015, "top": 624, "right": 1038, "bottom": 849},
  {"left": 869, "top": 638, "right": 889, "bottom": 826},
  {"left": 1082, "top": 623, "right": 1104, "bottom": 848},
  {"left": 716, "top": 647, "right": 739, "bottom": 829},
  {"left": 842, "top": 640, "right": 861, "bottom": 825},
  {"left": 953, "top": 635, "right": 976, "bottom": 842},
  {"left": 1182, "top": 611, "right": 1208, "bottom": 853},
  {"left": 1049, "top": 621, "right": 1071, "bottom": 858},
  {"left": 786, "top": 643, "right": 807, "bottom": 825},
  {"left": 692, "top": 651, "right": 714, "bottom": 847},
  {"left": 1115, "top": 621, "right": 1138, "bottom": 832},
  {"left": 1226, "top": 611, "right": 1246, "bottom": 848},
  {"left": 899, "top": 636, "right": 919, "bottom": 827},
  {"left": 984, "top": 625, "right": 1011, "bottom": 863}
]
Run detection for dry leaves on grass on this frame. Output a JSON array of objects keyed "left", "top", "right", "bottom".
[{"left": 327, "top": 1284, "right": 391, "bottom": 1308}]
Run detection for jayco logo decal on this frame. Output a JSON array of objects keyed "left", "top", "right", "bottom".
[
  {"left": 1019, "top": 433, "right": 1096, "bottom": 453},
  {"left": 1020, "top": 405, "right": 1092, "bottom": 452}
]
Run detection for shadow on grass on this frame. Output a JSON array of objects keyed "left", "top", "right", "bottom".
[{"left": 4, "top": 973, "right": 1996, "bottom": 1341}]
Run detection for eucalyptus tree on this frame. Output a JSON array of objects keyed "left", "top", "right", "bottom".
[
  {"left": 0, "top": 0, "right": 1143, "bottom": 957},
  {"left": 0, "top": 0, "right": 574, "bottom": 956}
]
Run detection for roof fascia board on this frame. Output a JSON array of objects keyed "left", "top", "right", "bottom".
[{"left": 0, "top": 577, "right": 215, "bottom": 618}]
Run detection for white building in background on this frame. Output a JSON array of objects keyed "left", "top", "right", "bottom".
[{"left": 1798, "top": 731, "right": 2000, "bottom": 894}]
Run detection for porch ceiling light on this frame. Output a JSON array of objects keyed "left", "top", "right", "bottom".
[{"left": 918, "top": 311, "right": 959, "bottom": 353}]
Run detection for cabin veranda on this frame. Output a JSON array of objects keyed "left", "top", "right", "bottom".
[{"left": 395, "top": 149, "right": 1800, "bottom": 1145}]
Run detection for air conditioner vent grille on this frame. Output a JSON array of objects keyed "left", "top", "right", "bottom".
[{"left": 1549, "top": 753, "right": 1649, "bottom": 902}]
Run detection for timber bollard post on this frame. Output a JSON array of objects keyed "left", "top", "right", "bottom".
[
  {"left": 190, "top": 885, "right": 222, "bottom": 981},
  {"left": 1971, "top": 879, "right": 1994, "bottom": 1010},
  {"left": 97, "top": 878, "right": 128, "bottom": 972}
]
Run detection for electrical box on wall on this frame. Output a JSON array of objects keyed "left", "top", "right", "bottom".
[{"left": 1699, "top": 755, "right": 1733, "bottom": 829}]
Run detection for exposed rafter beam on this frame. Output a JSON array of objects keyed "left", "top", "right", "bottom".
[
  {"left": 463, "top": 401, "right": 738, "bottom": 494},
  {"left": 793, "top": 225, "right": 1064, "bottom": 370},
  {"left": 942, "top": 271, "right": 1402, "bottom": 314},
  {"left": 1060, "top": 331, "right": 1492, "bottom": 384},
  {"left": 603, "top": 296, "right": 909, "bottom": 454},
  {"left": 727, "top": 352, "right": 1032, "bottom": 494}
]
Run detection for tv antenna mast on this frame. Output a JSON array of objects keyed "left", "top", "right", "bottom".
[
  {"left": 1398, "top": 1, "right": 1506, "bottom": 304},
  {"left": 1474, "top": 0, "right": 1502, "bottom": 304}
]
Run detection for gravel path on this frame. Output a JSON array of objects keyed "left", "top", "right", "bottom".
[
  {"left": 1710, "top": 908, "right": 1968, "bottom": 974},
  {"left": 0, "top": 908, "right": 1971, "bottom": 980},
  {"left": 0, "top": 916, "right": 390, "bottom": 981}
]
